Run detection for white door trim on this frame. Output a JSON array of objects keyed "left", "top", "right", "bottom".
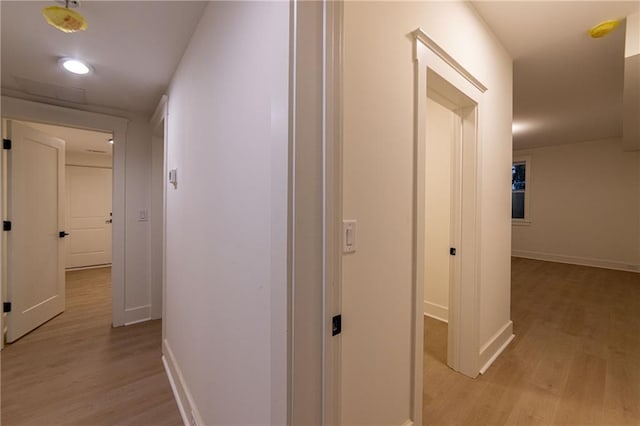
[
  {"left": 150, "top": 95, "right": 167, "bottom": 333},
  {"left": 323, "top": 0, "right": 343, "bottom": 424},
  {"left": 412, "top": 28, "right": 486, "bottom": 424},
  {"left": 1, "top": 96, "right": 129, "bottom": 326}
]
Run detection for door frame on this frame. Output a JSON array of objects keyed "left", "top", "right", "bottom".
[
  {"left": 411, "top": 28, "right": 487, "bottom": 423},
  {"left": 150, "top": 95, "right": 167, "bottom": 334},
  {"left": 1, "top": 96, "right": 129, "bottom": 326},
  {"left": 322, "top": 0, "right": 343, "bottom": 424}
]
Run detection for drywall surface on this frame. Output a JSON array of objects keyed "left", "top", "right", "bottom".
[
  {"left": 342, "top": 2, "right": 513, "bottom": 423},
  {"left": 150, "top": 134, "right": 163, "bottom": 319},
  {"left": 625, "top": 13, "right": 639, "bottom": 58},
  {"left": 65, "top": 151, "right": 112, "bottom": 168},
  {"left": 424, "top": 97, "right": 453, "bottom": 321},
  {"left": 512, "top": 138, "right": 640, "bottom": 271},
  {"left": 164, "top": 2, "right": 289, "bottom": 425},
  {"left": 123, "top": 117, "right": 152, "bottom": 319}
]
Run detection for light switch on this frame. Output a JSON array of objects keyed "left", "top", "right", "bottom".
[
  {"left": 139, "top": 209, "right": 149, "bottom": 222},
  {"left": 343, "top": 220, "right": 356, "bottom": 253}
]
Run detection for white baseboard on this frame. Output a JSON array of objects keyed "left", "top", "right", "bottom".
[
  {"left": 512, "top": 250, "right": 640, "bottom": 273},
  {"left": 479, "top": 320, "right": 514, "bottom": 375},
  {"left": 423, "top": 301, "right": 448, "bottom": 323},
  {"left": 123, "top": 305, "right": 151, "bottom": 325},
  {"left": 163, "top": 339, "right": 204, "bottom": 426},
  {"left": 162, "top": 354, "right": 189, "bottom": 426}
]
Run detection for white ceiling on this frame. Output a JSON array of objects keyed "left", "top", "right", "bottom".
[
  {"left": 1, "top": 1, "right": 207, "bottom": 116},
  {"left": 472, "top": 1, "right": 640, "bottom": 150},
  {"left": 18, "top": 120, "right": 113, "bottom": 155},
  {"left": 2, "top": 1, "right": 637, "bottom": 150}
]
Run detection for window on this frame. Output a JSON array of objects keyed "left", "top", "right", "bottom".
[{"left": 512, "top": 156, "right": 530, "bottom": 223}]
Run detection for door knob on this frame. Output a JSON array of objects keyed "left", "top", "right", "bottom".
[{"left": 106, "top": 219, "right": 112, "bottom": 224}]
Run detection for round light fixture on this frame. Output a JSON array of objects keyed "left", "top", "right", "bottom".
[
  {"left": 589, "top": 20, "right": 620, "bottom": 38},
  {"left": 59, "top": 58, "right": 91, "bottom": 75}
]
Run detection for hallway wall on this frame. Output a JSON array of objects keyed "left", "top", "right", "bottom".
[
  {"left": 341, "top": 2, "right": 513, "bottom": 423},
  {"left": 163, "top": 2, "right": 289, "bottom": 425},
  {"left": 122, "top": 117, "right": 152, "bottom": 321}
]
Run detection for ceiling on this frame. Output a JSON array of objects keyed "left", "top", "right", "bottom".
[
  {"left": 18, "top": 120, "right": 113, "bottom": 155},
  {"left": 1, "top": 1, "right": 207, "bottom": 116},
  {"left": 472, "top": 1, "right": 639, "bottom": 150},
  {"left": 2, "top": 1, "right": 637, "bottom": 151}
]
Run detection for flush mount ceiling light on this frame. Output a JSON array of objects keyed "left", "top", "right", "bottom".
[
  {"left": 59, "top": 58, "right": 92, "bottom": 75},
  {"left": 589, "top": 20, "right": 620, "bottom": 38},
  {"left": 42, "top": 0, "right": 87, "bottom": 33}
]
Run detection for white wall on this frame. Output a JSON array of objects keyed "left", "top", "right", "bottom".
[
  {"left": 625, "top": 13, "right": 639, "bottom": 58},
  {"left": 163, "top": 2, "right": 289, "bottom": 425},
  {"left": 341, "top": 2, "right": 513, "bottom": 423},
  {"left": 65, "top": 151, "right": 112, "bottom": 168},
  {"left": 150, "top": 133, "right": 163, "bottom": 320},
  {"left": 512, "top": 138, "right": 640, "bottom": 271},
  {"left": 424, "top": 97, "right": 453, "bottom": 322},
  {"left": 122, "top": 117, "right": 152, "bottom": 322}
]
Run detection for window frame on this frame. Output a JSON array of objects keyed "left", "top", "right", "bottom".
[{"left": 512, "top": 155, "right": 531, "bottom": 225}]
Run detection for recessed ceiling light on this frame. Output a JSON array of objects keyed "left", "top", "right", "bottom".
[
  {"left": 589, "top": 20, "right": 620, "bottom": 38},
  {"left": 512, "top": 122, "right": 528, "bottom": 134},
  {"left": 59, "top": 58, "right": 91, "bottom": 75}
]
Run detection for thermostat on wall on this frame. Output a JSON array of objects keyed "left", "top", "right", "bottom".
[{"left": 169, "top": 168, "right": 178, "bottom": 189}]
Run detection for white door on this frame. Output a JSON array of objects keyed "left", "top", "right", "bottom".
[
  {"left": 65, "top": 165, "right": 112, "bottom": 269},
  {"left": 5, "top": 121, "right": 66, "bottom": 343}
]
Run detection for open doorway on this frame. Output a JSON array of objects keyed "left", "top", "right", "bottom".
[
  {"left": 29, "top": 121, "right": 114, "bottom": 272},
  {"left": 412, "top": 30, "right": 486, "bottom": 422},
  {"left": 1, "top": 119, "right": 114, "bottom": 343},
  {"left": 417, "top": 63, "right": 481, "bottom": 380}
]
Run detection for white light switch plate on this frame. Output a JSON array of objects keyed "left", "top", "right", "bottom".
[{"left": 343, "top": 220, "right": 356, "bottom": 253}]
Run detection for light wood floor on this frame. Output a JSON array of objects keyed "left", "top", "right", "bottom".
[
  {"left": 1, "top": 267, "right": 182, "bottom": 426},
  {"left": 423, "top": 258, "right": 640, "bottom": 425}
]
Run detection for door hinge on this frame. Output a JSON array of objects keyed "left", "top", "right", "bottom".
[
  {"left": 3, "top": 302, "right": 11, "bottom": 313},
  {"left": 3, "top": 139, "right": 11, "bottom": 150},
  {"left": 450, "top": 247, "right": 456, "bottom": 256},
  {"left": 3, "top": 221, "right": 11, "bottom": 231},
  {"left": 332, "top": 314, "right": 342, "bottom": 336}
]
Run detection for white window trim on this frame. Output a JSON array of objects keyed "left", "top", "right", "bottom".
[{"left": 512, "top": 155, "right": 531, "bottom": 225}]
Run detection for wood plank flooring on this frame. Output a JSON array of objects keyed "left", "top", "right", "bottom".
[
  {"left": 423, "top": 258, "right": 640, "bottom": 426},
  {"left": 1, "top": 268, "right": 182, "bottom": 426}
]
